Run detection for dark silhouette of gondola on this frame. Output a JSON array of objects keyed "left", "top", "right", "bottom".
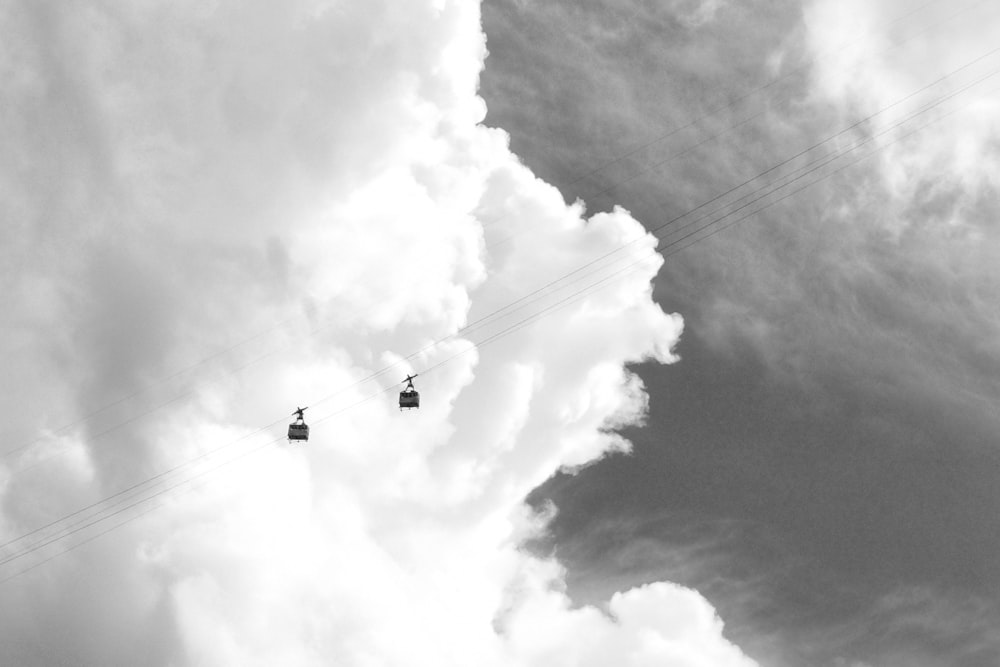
[
  {"left": 288, "top": 407, "right": 310, "bottom": 441},
  {"left": 399, "top": 375, "right": 420, "bottom": 411}
]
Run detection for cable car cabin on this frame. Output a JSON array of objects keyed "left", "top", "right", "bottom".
[
  {"left": 399, "top": 375, "right": 420, "bottom": 410},
  {"left": 288, "top": 422, "right": 310, "bottom": 441},
  {"left": 288, "top": 407, "right": 310, "bottom": 441},
  {"left": 399, "top": 388, "right": 420, "bottom": 410}
]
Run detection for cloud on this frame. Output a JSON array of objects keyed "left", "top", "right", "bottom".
[
  {"left": 652, "top": 0, "right": 1000, "bottom": 421},
  {"left": 503, "top": 574, "right": 756, "bottom": 667},
  {"left": 795, "top": 584, "right": 1000, "bottom": 667},
  {"left": 698, "top": 0, "right": 1000, "bottom": 402},
  {"left": 0, "top": 1, "right": 756, "bottom": 665}
]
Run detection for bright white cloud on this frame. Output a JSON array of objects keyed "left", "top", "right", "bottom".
[
  {"left": 803, "top": 0, "right": 1000, "bottom": 202},
  {"left": 504, "top": 574, "right": 757, "bottom": 667},
  {"left": 0, "top": 1, "right": 755, "bottom": 665}
]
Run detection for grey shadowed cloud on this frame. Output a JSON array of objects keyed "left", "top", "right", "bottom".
[{"left": 481, "top": 0, "right": 1000, "bottom": 664}]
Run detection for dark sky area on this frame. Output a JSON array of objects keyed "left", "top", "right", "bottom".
[{"left": 480, "top": 1, "right": 1000, "bottom": 665}]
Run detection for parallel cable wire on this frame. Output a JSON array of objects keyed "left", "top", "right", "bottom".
[
  {"left": 663, "top": 85, "right": 998, "bottom": 254},
  {"left": 300, "top": 66, "right": 1000, "bottom": 412},
  {"left": 464, "top": 75, "right": 1000, "bottom": 359},
  {"left": 664, "top": 92, "right": 989, "bottom": 256},
  {"left": 484, "top": 109, "right": 769, "bottom": 251},
  {"left": 3, "top": 46, "right": 996, "bottom": 563},
  {"left": 0, "top": 40, "right": 1000, "bottom": 584},
  {"left": 24, "top": 22, "right": 977, "bottom": 468},
  {"left": 0, "top": 416, "right": 289, "bottom": 556},
  {"left": 0, "top": 434, "right": 282, "bottom": 571},
  {"left": 316, "top": 51, "right": 1000, "bottom": 407},
  {"left": 1, "top": 299, "right": 543, "bottom": 559},
  {"left": 477, "top": 0, "right": 955, "bottom": 233},
  {"left": 14, "top": 0, "right": 992, "bottom": 469},
  {"left": 2, "top": 60, "right": 994, "bottom": 583},
  {"left": 489, "top": 0, "right": 998, "bottom": 250},
  {"left": 562, "top": 70, "right": 1000, "bottom": 305},
  {"left": 483, "top": 44, "right": 1000, "bottom": 327},
  {"left": 568, "top": 91, "right": 997, "bottom": 359},
  {"left": 0, "top": 137, "right": 973, "bottom": 586},
  {"left": 11, "top": 345, "right": 284, "bottom": 474},
  {"left": 0, "top": 306, "right": 561, "bottom": 577},
  {"left": 2, "top": 316, "right": 301, "bottom": 461},
  {"left": 302, "top": 35, "right": 997, "bottom": 406},
  {"left": 0, "top": 494, "right": 166, "bottom": 585},
  {"left": 0, "top": 381, "right": 405, "bottom": 576},
  {"left": 656, "top": 66, "right": 1000, "bottom": 244},
  {"left": 3, "top": 0, "right": 980, "bottom": 471}
]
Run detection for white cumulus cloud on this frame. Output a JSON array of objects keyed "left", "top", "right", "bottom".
[{"left": 0, "top": 1, "right": 755, "bottom": 665}]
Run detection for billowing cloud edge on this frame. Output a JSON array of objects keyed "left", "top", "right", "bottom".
[{"left": 0, "top": 1, "right": 756, "bottom": 665}]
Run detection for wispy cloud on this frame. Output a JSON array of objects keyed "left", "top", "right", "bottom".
[{"left": 480, "top": 0, "right": 1000, "bottom": 664}]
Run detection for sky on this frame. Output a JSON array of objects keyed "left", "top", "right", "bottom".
[
  {"left": 0, "top": 1, "right": 761, "bottom": 666},
  {"left": 2, "top": 1, "right": 999, "bottom": 666},
  {"left": 479, "top": 0, "right": 1000, "bottom": 665}
]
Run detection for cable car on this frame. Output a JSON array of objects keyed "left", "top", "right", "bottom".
[
  {"left": 399, "top": 375, "right": 420, "bottom": 411},
  {"left": 288, "top": 407, "right": 310, "bottom": 441}
]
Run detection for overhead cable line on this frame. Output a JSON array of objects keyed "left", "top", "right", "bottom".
[
  {"left": 3, "top": 43, "right": 997, "bottom": 582},
  {"left": 9, "top": 37, "right": 998, "bottom": 492},
  {"left": 5, "top": 0, "right": 982, "bottom": 471},
  {"left": 477, "top": 0, "right": 961, "bottom": 233},
  {"left": 5, "top": 39, "right": 996, "bottom": 522},
  {"left": 0, "top": 383, "right": 404, "bottom": 576},
  {"left": 2, "top": 317, "right": 300, "bottom": 462},
  {"left": 485, "top": 44, "right": 1000, "bottom": 327},
  {"left": 489, "top": 0, "right": 997, "bottom": 250}
]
